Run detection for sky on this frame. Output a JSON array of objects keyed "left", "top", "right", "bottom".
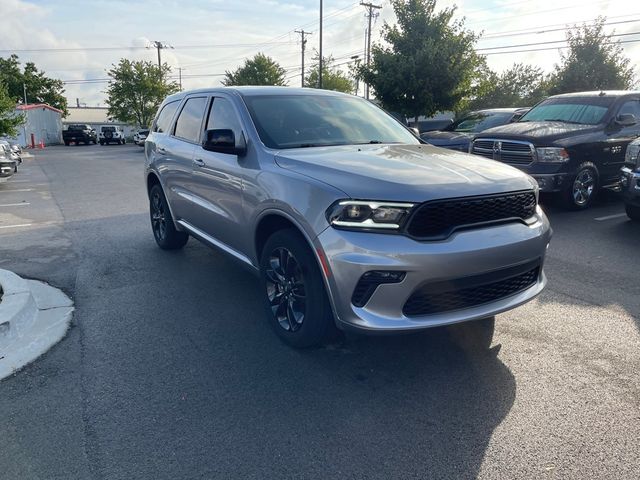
[{"left": 2, "top": 0, "right": 640, "bottom": 106}]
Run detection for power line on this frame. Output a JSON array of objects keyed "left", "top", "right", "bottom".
[
  {"left": 477, "top": 30, "right": 640, "bottom": 52},
  {"left": 483, "top": 37, "right": 640, "bottom": 56},
  {"left": 295, "top": 30, "right": 312, "bottom": 87},
  {"left": 0, "top": 41, "right": 294, "bottom": 53}
]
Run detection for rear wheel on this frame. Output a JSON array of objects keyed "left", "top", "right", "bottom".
[
  {"left": 64, "top": 141, "right": 70, "bottom": 146},
  {"left": 260, "top": 229, "right": 335, "bottom": 348},
  {"left": 149, "top": 184, "right": 188, "bottom": 250},
  {"left": 447, "top": 316, "right": 495, "bottom": 351},
  {"left": 626, "top": 203, "right": 640, "bottom": 221}
]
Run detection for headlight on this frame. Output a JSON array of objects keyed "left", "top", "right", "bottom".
[
  {"left": 536, "top": 147, "right": 569, "bottom": 163},
  {"left": 625, "top": 143, "right": 640, "bottom": 166},
  {"left": 327, "top": 200, "right": 415, "bottom": 230}
]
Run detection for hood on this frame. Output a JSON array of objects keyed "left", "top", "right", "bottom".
[
  {"left": 421, "top": 130, "right": 472, "bottom": 146},
  {"left": 478, "top": 121, "right": 599, "bottom": 143},
  {"left": 274, "top": 144, "right": 536, "bottom": 202}
]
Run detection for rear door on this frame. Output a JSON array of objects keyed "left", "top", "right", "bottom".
[{"left": 187, "top": 95, "right": 246, "bottom": 251}]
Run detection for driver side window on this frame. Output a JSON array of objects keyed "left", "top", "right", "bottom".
[
  {"left": 206, "top": 97, "right": 243, "bottom": 142},
  {"left": 618, "top": 100, "right": 640, "bottom": 122}
]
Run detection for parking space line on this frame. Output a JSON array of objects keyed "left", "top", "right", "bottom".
[
  {"left": 0, "top": 202, "right": 30, "bottom": 207},
  {"left": 594, "top": 213, "right": 627, "bottom": 221},
  {"left": 0, "top": 188, "right": 33, "bottom": 193},
  {"left": 0, "top": 223, "right": 33, "bottom": 229}
]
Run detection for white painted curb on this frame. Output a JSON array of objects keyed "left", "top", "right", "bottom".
[{"left": 0, "top": 269, "right": 73, "bottom": 380}]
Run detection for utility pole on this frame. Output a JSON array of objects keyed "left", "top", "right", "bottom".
[
  {"left": 148, "top": 41, "right": 174, "bottom": 69},
  {"left": 361, "top": 2, "right": 381, "bottom": 99},
  {"left": 351, "top": 55, "right": 361, "bottom": 96},
  {"left": 23, "top": 83, "right": 27, "bottom": 105},
  {"left": 295, "top": 30, "right": 312, "bottom": 88},
  {"left": 178, "top": 67, "right": 183, "bottom": 90},
  {"left": 319, "top": 0, "right": 323, "bottom": 89}
]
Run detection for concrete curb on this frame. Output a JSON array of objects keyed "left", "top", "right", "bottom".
[{"left": 0, "top": 269, "right": 74, "bottom": 380}]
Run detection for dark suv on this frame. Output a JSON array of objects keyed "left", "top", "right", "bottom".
[{"left": 470, "top": 91, "right": 640, "bottom": 209}]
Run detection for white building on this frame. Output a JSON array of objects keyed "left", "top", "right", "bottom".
[{"left": 15, "top": 104, "right": 64, "bottom": 147}]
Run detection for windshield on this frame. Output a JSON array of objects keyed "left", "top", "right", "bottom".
[
  {"left": 243, "top": 94, "right": 419, "bottom": 149},
  {"left": 446, "top": 111, "right": 514, "bottom": 133},
  {"left": 520, "top": 97, "right": 614, "bottom": 125},
  {"left": 102, "top": 126, "right": 116, "bottom": 132},
  {"left": 68, "top": 124, "right": 87, "bottom": 130}
]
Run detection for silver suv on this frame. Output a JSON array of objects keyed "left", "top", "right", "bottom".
[{"left": 145, "top": 87, "right": 551, "bottom": 348}]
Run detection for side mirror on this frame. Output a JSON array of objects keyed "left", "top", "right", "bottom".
[
  {"left": 410, "top": 127, "right": 420, "bottom": 136},
  {"left": 615, "top": 113, "right": 637, "bottom": 127},
  {"left": 202, "top": 129, "right": 247, "bottom": 156}
]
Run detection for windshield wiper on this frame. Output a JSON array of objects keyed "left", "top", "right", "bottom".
[{"left": 546, "top": 119, "right": 582, "bottom": 124}]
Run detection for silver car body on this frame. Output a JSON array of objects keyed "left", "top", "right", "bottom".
[{"left": 145, "top": 87, "right": 551, "bottom": 333}]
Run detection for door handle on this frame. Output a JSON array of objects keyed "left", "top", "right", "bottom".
[{"left": 193, "top": 158, "right": 206, "bottom": 167}]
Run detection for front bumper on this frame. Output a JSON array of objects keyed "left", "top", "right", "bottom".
[
  {"left": 0, "top": 162, "right": 15, "bottom": 177},
  {"left": 316, "top": 208, "right": 551, "bottom": 333},
  {"left": 620, "top": 167, "right": 640, "bottom": 206},
  {"left": 530, "top": 173, "right": 570, "bottom": 193}
]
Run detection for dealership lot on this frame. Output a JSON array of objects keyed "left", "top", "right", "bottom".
[{"left": 1, "top": 145, "right": 639, "bottom": 479}]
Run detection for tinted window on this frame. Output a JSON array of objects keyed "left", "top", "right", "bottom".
[
  {"left": 154, "top": 100, "right": 180, "bottom": 133},
  {"left": 446, "top": 112, "right": 513, "bottom": 133},
  {"left": 520, "top": 96, "right": 615, "bottom": 125},
  {"left": 618, "top": 100, "right": 640, "bottom": 120},
  {"left": 206, "top": 97, "right": 243, "bottom": 140},
  {"left": 174, "top": 97, "right": 207, "bottom": 142},
  {"left": 244, "top": 94, "right": 418, "bottom": 149}
]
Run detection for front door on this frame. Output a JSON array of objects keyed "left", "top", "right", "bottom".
[{"left": 188, "top": 95, "right": 246, "bottom": 251}]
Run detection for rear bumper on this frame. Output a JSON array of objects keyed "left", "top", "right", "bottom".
[{"left": 316, "top": 207, "right": 552, "bottom": 333}]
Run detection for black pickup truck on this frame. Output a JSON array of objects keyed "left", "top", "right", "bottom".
[
  {"left": 63, "top": 124, "right": 97, "bottom": 146},
  {"left": 470, "top": 91, "right": 640, "bottom": 209}
]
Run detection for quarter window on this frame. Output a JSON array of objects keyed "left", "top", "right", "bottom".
[
  {"left": 206, "top": 97, "right": 243, "bottom": 141},
  {"left": 153, "top": 100, "right": 180, "bottom": 133},
  {"left": 174, "top": 97, "right": 208, "bottom": 142}
]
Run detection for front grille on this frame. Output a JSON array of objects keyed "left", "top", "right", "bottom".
[
  {"left": 403, "top": 262, "right": 540, "bottom": 317},
  {"left": 405, "top": 191, "right": 537, "bottom": 240},
  {"left": 472, "top": 139, "right": 534, "bottom": 165}
]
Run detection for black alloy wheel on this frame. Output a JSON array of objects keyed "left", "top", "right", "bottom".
[
  {"left": 265, "top": 247, "right": 307, "bottom": 333},
  {"left": 259, "top": 229, "right": 335, "bottom": 347},
  {"left": 149, "top": 184, "right": 188, "bottom": 249}
]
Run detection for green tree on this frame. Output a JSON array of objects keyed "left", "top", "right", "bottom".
[
  {"left": 0, "top": 83, "right": 24, "bottom": 137},
  {"left": 465, "top": 63, "right": 550, "bottom": 111},
  {"left": 304, "top": 54, "right": 355, "bottom": 93},
  {"left": 359, "top": 0, "right": 483, "bottom": 120},
  {"left": 550, "top": 17, "right": 635, "bottom": 94},
  {"left": 223, "top": 53, "right": 287, "bottom": 86},
  {"left": 105, "top": 59, "right": 179, "bottom": 128},
  {"left": 0, "top": 54, "right": 68, "bottom": 116}
]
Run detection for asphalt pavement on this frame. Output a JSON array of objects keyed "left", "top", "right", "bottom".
[{"left": 0, "top": 144, "right": 638, "bottom": 480}]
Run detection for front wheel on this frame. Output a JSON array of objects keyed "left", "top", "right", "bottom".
[
  {"left": 260, "top": 229, "right": 335, "bottom": 348},
  {"left": 562, "top": 164, "right": 598, "bottom": 210},
  {"left": 447, "top": 316, "right": 495, "bottom": 351},
  {"left": 626, "top": 203, "right": 640, "bottom": 221},
  {"left": 149, "top": 184, "right": 188, "bottom": 250}
]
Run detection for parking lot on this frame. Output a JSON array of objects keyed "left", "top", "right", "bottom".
[{"left": 1, "top": 145, "right": 639, "bottom": 479}]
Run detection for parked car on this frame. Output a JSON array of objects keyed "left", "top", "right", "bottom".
[
  {"left": 99, "top": 125, "right": 126, "bottom": 145},
  {"left": 145, "top": 87, "right": 551, "bottom": 349},
  {"left": 470, "top": 91, "right": 640, "bottom": 209},
  {"left": 0, "top": 143, "right": 17, "bottom": 179},
  {"left": 412, "top": 118, "right": 454, "bottom": 133},
  {"left": 133, "top": 129, "right": 149, "bottom": 146},
  {"left": 63, "top": 124, "right": 97, "bottom": 145},
  {"left": 421, "top": 108, "right": 529, "bottom": 152},
  {"left": 0, "top": 137, "right": 22, "bottom": 159},
  {"left": 621, "top": 138, "right": 640, "bottom": 221},
  {"left": 0, "top": 139, "right": 20, "bottom": 168}
]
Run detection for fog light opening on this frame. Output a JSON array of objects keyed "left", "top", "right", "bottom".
[{"left": 351, "top": 270, "right": 406, "bottom": 308}]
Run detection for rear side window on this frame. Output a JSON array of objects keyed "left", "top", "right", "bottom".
[
  {"left": 154, "top": 100, "right": 180, "bottom": 133},
  {"left": 174, "top": 97, "right": 208, "bottom": 143}
]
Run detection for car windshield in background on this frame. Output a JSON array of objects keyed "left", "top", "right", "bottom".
[
  {"left": 520, "top": 97, "right": 614, "bottom": 125},
  {"left": 243, "top": 94, "right": 419, "bottom": 149},
  {"left": 446, "top": 112, "right": 513, "bottom": 133},
  {"left": 102, "top": 126, "right": 116, "bottom": 132}
]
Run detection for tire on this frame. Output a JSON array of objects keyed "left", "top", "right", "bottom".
[
  {"left": 260, "top": 229, "right": 335, "bottom": 348},
  {"left": 626, "top": 203, "right": 640, "bottom": 221},
  {"left": 562, "top": 163, "right": 598, "bottom": 210},
  {"left": 99, "top": 141, "right": 104, "bottom": 145},
  {"left": 122, "top": 138, "right": 126, "bottom": 145},
  {"left": 64, "top": 141, "right": 70, "bottom": 146},
  {"left": 149, "top": 184, "right": 188, "bottom": 250},
  {"left": 92, "top": 139, "right": 97, "bottom": 145},
  {"left": 447, "top": 316, "right": 495, "bottom": 351}
]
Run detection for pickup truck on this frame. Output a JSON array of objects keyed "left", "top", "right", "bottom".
[
  {"left": 470, "top": 91, "right": 640, "bottom": 209},
  {"left": 63, "top": 124, "right": 97, "bottom": 145}
]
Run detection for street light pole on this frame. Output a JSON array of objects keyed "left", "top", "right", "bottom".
[{"left": 319, "top": 0, "right": 323, "bottom": 89}]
